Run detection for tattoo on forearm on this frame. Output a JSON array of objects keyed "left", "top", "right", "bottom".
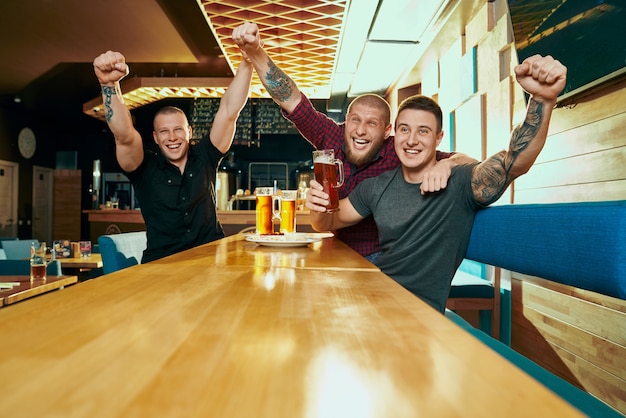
[
  {"left": 473, "top": 99, "right": 544, "bottom": 204},
  {"left": 264, "top": 60, "right": 294, "bottom": 103},
  {"left": 101, "top": 85, "right": 116, "bottom": 123}
]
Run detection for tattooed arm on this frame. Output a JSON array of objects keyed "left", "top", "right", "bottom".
[
  {"left": 93, "top": 51, "right": 144, "bottom": 173},
  {"left": 232, "top": 22, "right": 302, "bottom": 113},
  {"left": 472, "top": 55, "right": 567, "bottom": 205}
]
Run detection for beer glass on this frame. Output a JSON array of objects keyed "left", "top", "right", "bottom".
[
  {"left": 255, "top": 187, "right": 280, "bottom": 235},
  {"left": 30, "top": 242, "right": 51, "bottom": 282},
  {"left": 312, "top": 149, "right": 344, "bottom": 212},
  {"left": 279, "top": 190, "right": 298, "bottom": 234}
]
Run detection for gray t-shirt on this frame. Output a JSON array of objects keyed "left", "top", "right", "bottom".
[{"left": 349, "top": 164, "right": 482, "bottom": 312}]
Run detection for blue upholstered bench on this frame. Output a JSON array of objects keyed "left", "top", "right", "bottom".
[
  {"left": 466, "top": 200, "right": 626, "bottom": 299},
  {"left": 448, "top": 200, "right": 626, "bottom": 417}
]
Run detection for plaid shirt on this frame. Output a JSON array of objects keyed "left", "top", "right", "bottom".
[{"left": 285, "top": 93, "right": 452, "bottom": 257}]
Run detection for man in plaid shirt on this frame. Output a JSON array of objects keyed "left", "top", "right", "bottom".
[{"left": 234, "top": 23, "right": 476, "bottom": 261}]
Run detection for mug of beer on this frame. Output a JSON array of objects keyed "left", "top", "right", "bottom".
[
  {"left": 30, "top": 242, "right": 51, "bottom": 282},
  {"left": 279, "top": 190, "right": 298, "bottom": 234},
  {"left": 255, "top": 187, "right": 280, "bottom": 235},
  {"left": 312, "top": 149, "right": 344, "bottom": 212}
]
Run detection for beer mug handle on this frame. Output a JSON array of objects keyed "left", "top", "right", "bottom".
[
  {"left": 272, "top": 195, "right": 282, "bottom": 221},
  {"left": 334, "top": 159, "right": 344, "bottom": 188}
]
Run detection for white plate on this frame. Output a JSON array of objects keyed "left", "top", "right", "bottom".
[{"left": 245, "top": 234, "right": 321, "bottom": 247}]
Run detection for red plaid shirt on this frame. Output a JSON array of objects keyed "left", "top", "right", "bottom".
[{"left": 285, "top": 93, "right": 452, "bottom": 257}]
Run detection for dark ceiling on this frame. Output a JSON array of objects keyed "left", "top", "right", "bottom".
[{"left": 0, "top": 0, "right": 594, "bottom": 128}]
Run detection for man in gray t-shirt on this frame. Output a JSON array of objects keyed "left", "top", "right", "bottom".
[{"left": 306, "top": 55, "right": 567, "bottom": 313}]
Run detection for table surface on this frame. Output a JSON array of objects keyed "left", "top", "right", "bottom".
[
  {"left": 55, "top": 253, "right": 103, "bottom": 269},
  {"left": 0, "top": 234, "right": 582, "bottom": 417},
  {"left": 0, "top": 274, "right": 77, "bottom": 305}
]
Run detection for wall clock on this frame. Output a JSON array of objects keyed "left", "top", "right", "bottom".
[{"left": 18, "top": 127, "right": 36, "bottom": 159}]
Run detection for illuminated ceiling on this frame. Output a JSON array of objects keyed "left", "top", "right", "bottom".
[{"left": 0, "top": 0, "right": 579, "bottom": 124}]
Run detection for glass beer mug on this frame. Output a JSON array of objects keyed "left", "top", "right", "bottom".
[
  {"left": 255, "top": 187, "right": 281, "bottom": 235},
  {"left": 312, "top": 149, "right": 344, "bottom": 212},
  {"left": 30, "top": 242, "right": 52, "bottom": 281}
]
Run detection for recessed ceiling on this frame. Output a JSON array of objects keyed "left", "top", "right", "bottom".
[
  {"left": 0, "top": 0, "right": 561, "bottom": 124},
  {"left": 202, "top": 0, "right": 347, "bottom": 99}
]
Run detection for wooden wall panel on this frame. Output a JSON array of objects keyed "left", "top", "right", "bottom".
[
  {"left": 515, "top": 147, "right": 625, "bottom": 189},
  {"left": 548, "top": 80, "right": 626, "bottom": 135},
  {"left": 511, "top": 276, "right": 626, "bottom": 414},
  {"left": 53, "top": 169, "right": 81, "bottom": 241},
  {"left": 535, "top": 110, "right": 626, "bottom": 164},
  {"left": 514, "top": 180, "right": 626, "bottom": 205}
]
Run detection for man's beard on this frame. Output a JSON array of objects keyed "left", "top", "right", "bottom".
[{"left": 344, "top": 140, "right": 384, "bottom": 167}]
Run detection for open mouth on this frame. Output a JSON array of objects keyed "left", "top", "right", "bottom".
[
  {"left": 403, "top": 148, "right": 420, "bottom": 155},
  {"left": 166, "top": 143, "right": 182, "bottom": 150},
  {"left": 352, "top": 137, "right": 370, "bottom": 149}
]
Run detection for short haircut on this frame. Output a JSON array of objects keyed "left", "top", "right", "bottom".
[
  {"left": 397, "top": 95, "right": 443, "bottom": 133},
  {"left": 154, "top": 106, "right": 188, "bottom": 122},
  {"left": 347, "top": 94, "right": 391, "bottom": 126}
]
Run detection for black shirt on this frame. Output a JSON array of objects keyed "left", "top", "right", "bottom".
[{"left": 126, "top": 138, "right": 225, "bottom": 263}]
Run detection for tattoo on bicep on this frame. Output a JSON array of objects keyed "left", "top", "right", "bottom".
[
  {"left": 264, "top": 61, "right": 293, "bottom": 103},
  {"left": 102, "top": 85, "right": 116, "bottom": 123},
  {"left": 473, "top": 99, "right": 544, "bottom": 204}
]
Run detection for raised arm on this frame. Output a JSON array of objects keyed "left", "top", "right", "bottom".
[
  {"left": 305, "top": 180, "right": 364, "bottom": 232},
  {"left": 93, "top": 51, "right": 144, "bottom": 173},
  {"left": 210, "top": 59, "right": 253, "bottom": 154},
  {"left": 472, "top": 54, "right": 567, "bottom": 205},
  {"left": 232, "top": 22, "right": 302, "bottom": 113}
]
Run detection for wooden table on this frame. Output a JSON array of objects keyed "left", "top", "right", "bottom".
[
  {"left": 55, "top": 253, "right": 103, "bottom": 270},
  {"left": 0, "top": 235, "right": 582, "bottom": 417},
  {"left": 0, "top": 274, "right": 77, "bottom": 305}
]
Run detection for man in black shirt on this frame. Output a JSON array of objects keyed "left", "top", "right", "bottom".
[{"left": 93, "top": 50, "right": 252, "bottom": 262}]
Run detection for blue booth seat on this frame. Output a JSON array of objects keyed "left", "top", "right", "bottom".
[
  {"left": 98, "top": 232, "right": 147, "bottom": 275},
  {"left": 0, "top": 259, "right": 62, "bottom": 276},
  {"left": 1, "top": 240, "right": 39, "bottom": 260},
  {"left": 466, "top": 200, "right": 626, "bottom": 300}
]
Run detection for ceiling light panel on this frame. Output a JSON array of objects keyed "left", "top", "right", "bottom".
[
  {"left": 201, "top": 0, "right": 347, "bottom": 99},
  {"left": 369, "top": 0, "right": 446, "bottom": 42}
]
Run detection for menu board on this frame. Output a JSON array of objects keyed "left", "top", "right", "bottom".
[
  {"left": 191, "top": 98, "right": 298, "bottom": 145},
  {"left": 253, "top": 99, "right": 299, "bottom": 135},
  {"left": 192, "top": 99, "right": 252, "bottom": 145}
]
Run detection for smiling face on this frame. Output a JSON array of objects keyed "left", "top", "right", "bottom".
[
  {"left": 394, "top": 107, "right": 443, "bottom": 184},
  {"left": 343, "top": 95, "right": 393, "bottom": 167},
  {"left": 152, "top": 107, "right": 192, "bottom": 171}
]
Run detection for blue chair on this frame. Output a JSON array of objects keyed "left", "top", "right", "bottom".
[
  {"left": 1, "top": 240, "right": 39, "bottom": 260},
  {"left": 0, "top": 237, "right": 18, "bottom": 248},
  {"left": 0, "top": 259, "right": 62, "bottom": 276},
  {"left": 98, "top": 232, "right": 147, "bottom": 274}
]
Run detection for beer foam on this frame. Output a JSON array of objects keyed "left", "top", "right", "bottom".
[{"left": 314, "top": 154, "right": 334, "bottom": 164}]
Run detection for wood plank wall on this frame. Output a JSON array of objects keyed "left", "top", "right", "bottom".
[
  {"left": 511, "top": 274, "right": 626, "bottom": 414},
  {"left": 392, "top": 0, "right": 625, "bottom": 414},
  {"left": 53, "top": 170, "right": 82, "bottom": 241}
]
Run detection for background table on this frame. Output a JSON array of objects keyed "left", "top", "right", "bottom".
[
  {"left": 0, "top": 274, "right": 77, "bottom": 305},
  {"left": 55, "top": 253, "right": 103, "bottom": 270},
  {"left": 0, "top": 235, "right": 582, "bottom": 417}
]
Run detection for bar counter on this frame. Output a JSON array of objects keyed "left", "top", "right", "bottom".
[
  {"left": 0, "top": 234, "right": 582, "bottom": 417},
  {"left": 83, "top": 209, "right": 315, "bottom": 238}
]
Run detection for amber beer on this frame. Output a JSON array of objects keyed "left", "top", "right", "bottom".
[
  {"left": 279, "top": 190, "right": 298, "bottom": 234},
  {"left": 30, "top": 264, "right": 46, "bottom": 281},
  {"left": 313, "top": 150, "right": 344, "bottom": 212},
  {"left": 30, "top": 242, "right": 49, "bottom": 281},
  {"left": 255, "top": 187, "right": 279, "bottom": 235}
]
